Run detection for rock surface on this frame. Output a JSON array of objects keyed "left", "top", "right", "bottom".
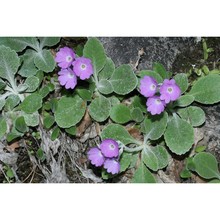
[{"left": 99, "top": 37, "right": 197, "bottom": 71}]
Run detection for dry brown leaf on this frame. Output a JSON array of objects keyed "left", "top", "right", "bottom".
[
  {"left": 6, "top": 141, "right": 20, "bottom": 152},
  {"left": 50, "top": 49, "right": 56, "bottom": 57},
  {"left": 76, "top": 109, "right": 92, "bottom": 137},
  {"left": 127, "top": 127, "right": 143, "bottom": 142}
]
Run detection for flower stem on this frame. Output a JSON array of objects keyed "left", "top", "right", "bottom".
[
  {"left": 123, "top": 145, "right": 144, "bottom": 153},
  {"left": 0, "top": 91, "right": 13, "bottom": 100},
  {"left": 93, "top": 69, "right": 99, "bottom": 88}
]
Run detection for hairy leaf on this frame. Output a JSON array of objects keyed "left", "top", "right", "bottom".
[
  {"left": 89, "top": 95, "right": 111, "bottom": 122},
  {"left": 142, "top": 112, "right": 168, "bottom": 140},
  {"left": 164, "top": 114, "right": 194, "bottom": 155},
  {"left": 110, "top": 104, "right": 131, "bottom": 124},
  {"left": 0, "top": 117, "right": 7, "bottom": 139},
  {"left": 0, "top": 46, "right": 20, "bottom": 82},
  {"left": 55, "top": 95, "right": 86, "bottom": 128},
  {"left": 101, "top": 124, "right": 138, "bottom": 145},
  {"left": 21, "top": 94, "right": 43, "bottom": 114},
  {"left": 34, "top": 49, "right": 56, "bottom": 73},
  {"left": 131, "top": 162, "right": 156, "bottom": 183},
  {"left": 193, "top": 152, "right": 220, "bottom": 179},
  {"left": 189, "top": 74, "right": 220, "bottom": 104},
  {"left": 83, "top": 38, "right": 107, "bottom": 73},
  {"left": 110, "top": 64, "right": 138, "bottom": 95}
]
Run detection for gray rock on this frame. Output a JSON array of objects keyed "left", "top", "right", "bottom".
[
  {"left": 200, "top": 105, "right": 220, "bottom": 162},
  {"left": 98, "top": 37, "right": 197, "bottom": 71}
]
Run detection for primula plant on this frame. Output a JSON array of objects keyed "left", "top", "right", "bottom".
[{"left": 0, "top": 37, "right": 220, "bottom": 183}]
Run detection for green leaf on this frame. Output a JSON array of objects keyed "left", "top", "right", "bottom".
[
  {"left": 38, "top": 37, "right": 60, "bottom": 48},
  {"left": 65, "top": 126, "right": 76, "bottom": 136},
  {"left": 189, "top": 74, "right": 220, "bottom": 104},
  {"left": 153, "top": 145, "right": 169, "bottom": 169},
  {"left": 110, "top": 64, "right": 138, "bottom": 95},
  {"left": 49, "top": 98, "right": 58, "bottom": 113},
  {"left": 101, "top": 169, "right": 114, "bottom": 180},
  {"left": 193, "top": 152, "right": 220, "bottom": 179},
  {"left": 174, "top": 95, "right": 195, "bottom": 107},
  {"left": 131, "top": 96, "right": 147, "bottom": 113},
  {"left": 0, "top": 37, "right": 38, "bottom": 52},
  {"left": 43, "top": 115, "right": 55, "bottom": 129},
  {"left": 174, "top": 73, "right": 188, "bottom": 94},
  {"left": 131, "top": 162, "right": 156, "bottom": 183},
  {"left": 22, "top": 111, "right": 39, "bottom": 127},
  {"left": 209, "top": 69, "right": 220, "bottom": 74},
  {"left": 6, "top": 125, "right": 24, "bottom": 142},
  {"left": 180, "top": 168, "right": 192, "bottom": 179},
  {"left": 51, "top": 126, "right": 60, "bottom": 141},
  {"left": 142, "top": 145, "right": 169, "bottom": 171},
  {"left": 98, "top": 57, "right": 115, "bottom": 80},
  {"left": 15, "top": 116, "right": 28, "bottom": 133},
  {"left": 0, "top": 117, "right": 7, "bottom": 139},
  {"left": 36, "top": 148, "right": 46, "bottom": 161},
  {"left": 0, "top": 46, "right": 20, "bottom": 81},
  {"left": 17, "top": 83, "right": 28, "bottom": 93},
  {"left": 177, "top": 106, "right": 205, "bottom": 127},
  {"left": 130, "top": 153, "right": 139, "bottom": 168},
  {"left": 75, "top": 44, "right": 84, "bottom": 57},
  {"left": 101, "top": 124, "right": 138, "bottom": 145},
  {"left": 108, "top": 96, "right": 120, "bottom": 106},
  {"left": 25, "top": 76, "right": 40, "bottom": 92},
  {"left": 209, "top": 179, "right": 220, "bottom": 183},
  {"left": 39, "top": 86, "right": 50, "bottom": 98},
  {"left": 186, "top": 157, "right": 196, "bottom": 171},
  {"left": 19, "top": 49, "right": 38, "bottom": 77},
  {"left": 0, "top": 99, "right": 6, "bottom": 111},
  {"left": 47, "top": 83, "right": 55, "bottom": 92},
  {"left": 97, "top": 79, "right": 113, "bottom": 95},
  {"left": 55, "top": 95, "right": 86, "bottom": 128},
  {"left": 120, "top": 152, "right": 133, "bottom": 172},
  {"left": 6, "top": 132, "right": 21, "bottom": 142},
  {"left": 34, "top": 49, "right": 56, "bottom": 73},
  {"left": 131, "top": 107, "right": 144, "bottom": 123},
  {"left": 142, "top": 112, "right": 168, "bottom": 140},
  {"left": 110, "top": 104, "right": 131, "bottom": 124},
  {"left": 195, "top": 145, "right": 206, "bottom": 153},
  {"left": 153, "top": 62, "right": 168, "bottom": 80},
  {"left": 4, "top": 95, "right": 20, "bottom": 111},
  {"left": 6, "top": 168, "right": 14, "bottom": 178},
  {"left": 76, "top": 88, "right": 93, "bottom": 101},
  {"left": 138, "top": 70, "right": 163, "bottom": 83},
  {"left": 142, "top": 147, "right": 158, "bottom": 171},
  {"left": 35, "top": 70, "right": 44, "bottom": 85},
  {"left": 21, "top": 94, "right": 43, "bottom": 114},
  {"left": 83, "top": 38, "right": 107, "bottom": 73},
  {"left": 0, "top": 79, "right": 6, "bottom": 90},
  {"left": 89, "top": 95, "right": 111, "bottom": 122},
  {"left": 164, "top": 114, "right": 194, "bottom": 155}
]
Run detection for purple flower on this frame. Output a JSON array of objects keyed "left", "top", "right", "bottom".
[
  {"left": 146, "top": 96, "right": 166, "bottom": 115},
  {"left": 140, "top": 76, "right": 158, "bottom": 98},
  {"left": 100, "top": 139, "right": 119, "bottom": 158},
  {"left": 160, "top": 79, "right": 181, "bottom": 104},
  {"left": 87, "top": 147, "right": 105, "bottom": 167},
  {"left": 55, "top": 47, "right": 76, "bottom": 69},
  {"left": 72, "top": 57, "right": 94, "bottom": 80},
  {"left": 58, "top": 68, "right": 77, "bottom": 89},
  {"left": 104, "top": 159, "right": 120, "bottom": 175}
]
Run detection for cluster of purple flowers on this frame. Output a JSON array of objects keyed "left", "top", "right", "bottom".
[
  {"left": 87, "top": 139, "right": 120, "bottom": 175},
  {"left": 55, "top": 47, "right": 93, "bottom": 89},
  {"left": 140, "top": 76, "right": 181, "bottom": 115}
]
